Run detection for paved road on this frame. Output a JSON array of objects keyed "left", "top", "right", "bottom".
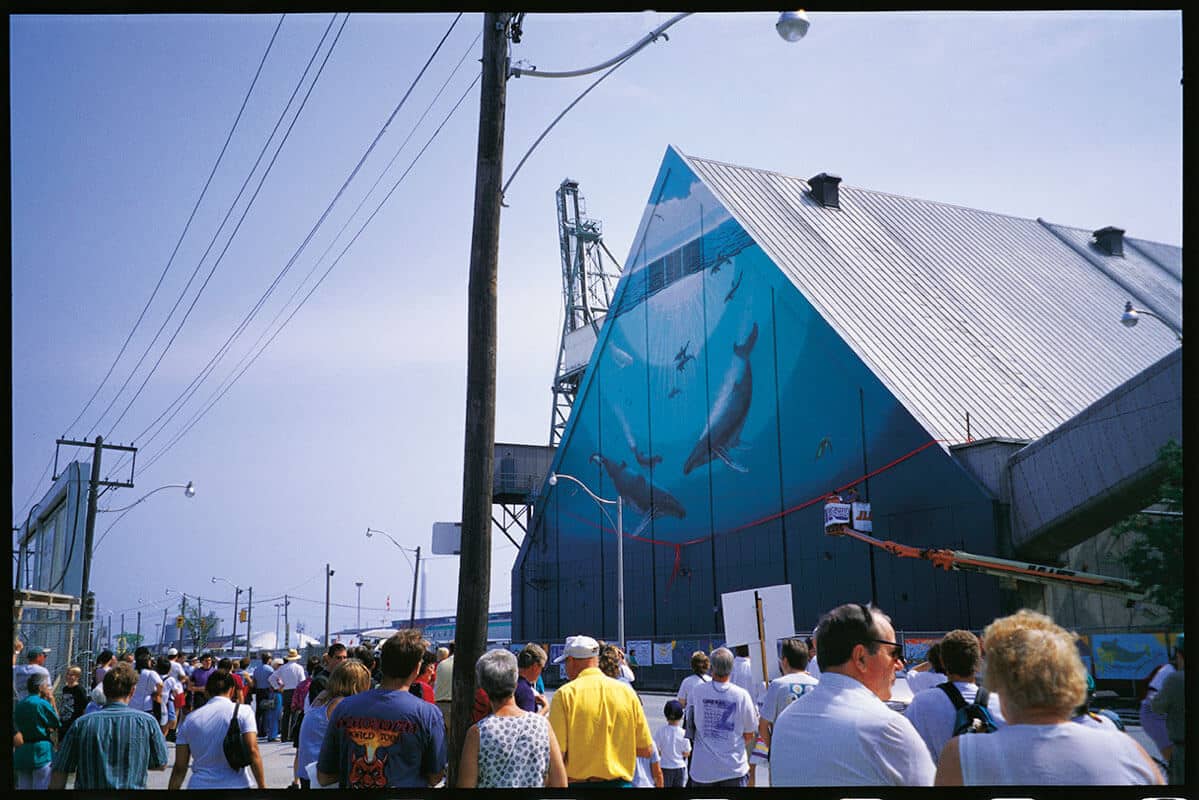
[{"left": 134, "top": 689, "right": 1160, "bottom": 789}]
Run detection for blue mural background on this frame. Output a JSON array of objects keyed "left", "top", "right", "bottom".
[{"left": 514, "top": 147, "right": 1004, "bottom": 642}]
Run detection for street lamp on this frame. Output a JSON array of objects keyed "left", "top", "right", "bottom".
[
  {"left": 211, "top": 576, "right": 242, "bottom": 653},
  {"left": 1121, "top": 301, "right": 1181, "bottom": 341},
  {"left": 97, "top": 481, "right": 195, "bottom": 513},
  {"left": 549, "top": 471, "right": 624, "bottom": 650},
  {"left": 366, "top": 528, "right": 422, "bottom": 628},
  {"left": 355, "top": 581, "right": 364, "bottom": 631}
]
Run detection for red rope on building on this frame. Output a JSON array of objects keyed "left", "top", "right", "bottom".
[{"left": 556, "top": 438, "right": 950, "bottom": 590}]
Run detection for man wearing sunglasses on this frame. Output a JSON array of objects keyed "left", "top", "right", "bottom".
[{"left": 768, "top": 603, "right": 935, "bottom": 786}]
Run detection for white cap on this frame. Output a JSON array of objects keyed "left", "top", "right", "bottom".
[
  {"left": 167, "top": 648, "right": 179, "bottom": 656},
  {"left": 552, "top": 635, "right": 600, "bottom": 664}
]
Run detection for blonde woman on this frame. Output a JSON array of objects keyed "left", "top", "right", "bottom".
[
  {"left": 935, "top": 610, "right": 1163, "bottom": 786},
  {"left": 294, "top": 659, "right": 371, "bottom": 788}
]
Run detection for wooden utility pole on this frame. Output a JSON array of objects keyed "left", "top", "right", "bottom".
[
  {"left": 55, "top": 436, "right": 136, "bottom": 650},
  {"left": 450, "top": 11, "right": 509, "bottom": 784}
]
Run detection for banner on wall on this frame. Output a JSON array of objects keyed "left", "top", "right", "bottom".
[
  {"left": 903, "top": 637, "right": 939, "bottom": 665},
  {"left": 549, "top": 644, "right": 567, "bottom": 680},
  {"left": 1091, "top": 633, "right": 1168, "bottom": 680},
  {"left": 653, "top": 641, "right": 674, "bottom": 666},
  {"left": 626, "top": 640, "right": 652, "bottom": 668}
]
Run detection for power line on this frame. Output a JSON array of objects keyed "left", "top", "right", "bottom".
[
  {"left": 102, "top": 14, "right": 349, "bottom": 451},
  {"left": 138, "top": 68, "right": 482, "bottom": 476},
  {"left": 114, "top": 14, "right": 462, "bottom": 477},
  {"left": 131, "top": 21, "right": 476, "bottom": 475},
  {"left": 69, "top": 15, "right": 288, "bottom": 445}
]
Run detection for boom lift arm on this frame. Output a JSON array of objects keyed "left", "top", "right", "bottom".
[{"left": 823, "top": 500, "right": 1144, "bottom": 602}]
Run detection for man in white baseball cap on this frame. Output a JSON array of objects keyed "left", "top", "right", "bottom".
[{"left": 547, "top": 635, "right": 653, "bottom": 787}]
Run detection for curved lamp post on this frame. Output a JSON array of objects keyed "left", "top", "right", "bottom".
[
  {"left": 549, "top": 471, "right": 624, "bottom": 650},
  {"left": 97, "top": 481, "right": 195, "bottom": 514},
  {"left": 1121, "top": 301, "right": 1182, "bottom": 342},
  {"left": 366, "top": 527, "right": 421, "bottom": 628},
  {"left": 211, "top": 576, "right": 242, "bottom": 653}
]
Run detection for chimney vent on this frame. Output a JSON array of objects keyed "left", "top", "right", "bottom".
[
  {"left": 1093, "top": 226, "right": 1125, "bottom": 256},
  {"left": 808, "top": 172, "right": 842, "bottom": 209}
]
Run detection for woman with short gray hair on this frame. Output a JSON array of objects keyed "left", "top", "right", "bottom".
[{"left": 457, "top": 650, "right": 566, "bottom": 788}]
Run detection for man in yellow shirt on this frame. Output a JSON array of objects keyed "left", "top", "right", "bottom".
[{"left": 548, "top": 635, "right": 654, "bottom": 787}]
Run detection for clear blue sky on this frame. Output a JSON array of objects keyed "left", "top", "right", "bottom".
[{"left": 10, "top": 11, "right": 1182, "bottom": 643}]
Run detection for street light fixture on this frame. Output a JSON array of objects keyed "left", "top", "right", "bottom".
[
  {"left": 548, "top": 471, "right": 624, "bottom": 650},
  {"left": 1121, "top": 301, "right": 1181, "bottom": 341},
  {"left": 366, "top": 528, "right": 422, "bottom": 628},
  {"left": 211, "top": 576, "right": 242, "bottom": 654},
  {"left": 776, "top": 10, "right": 811, "bottom": 43},
  {"left": 97, "top": 481, "right": 195, "bottom": 513}
]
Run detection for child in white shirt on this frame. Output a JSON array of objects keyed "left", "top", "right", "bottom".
[{"left": 654, "top": 699, "right": 692, "bottom": 788}]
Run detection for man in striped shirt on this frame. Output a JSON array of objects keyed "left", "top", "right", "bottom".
[{"left": 49, "top": 663, "right": 169, "bottom": 789}]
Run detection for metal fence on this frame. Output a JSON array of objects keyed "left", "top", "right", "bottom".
[{"left": 14, "top": 598, "right": 94, "bottom": 693}]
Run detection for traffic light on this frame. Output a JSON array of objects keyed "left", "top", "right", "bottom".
[
  {"left": 82, "top": 592, "right": 95, "bottom": 620},
  {"left": 239, "top": 609, "right": 247, "bottom": 623}
]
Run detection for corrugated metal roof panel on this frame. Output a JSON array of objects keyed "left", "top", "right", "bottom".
[{"left": 682, "top": 152, "right": 1182, "bottom": 444}]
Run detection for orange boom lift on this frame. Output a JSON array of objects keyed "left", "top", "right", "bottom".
[{"left": 822, "top": 496, "right": 1144, "bottom": 602}]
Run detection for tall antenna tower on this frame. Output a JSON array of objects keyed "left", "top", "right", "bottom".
[{"left": 550, "top": 179, "right": 621, "bottom": 446}]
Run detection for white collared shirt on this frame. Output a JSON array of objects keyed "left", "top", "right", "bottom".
[{"left": 769, "top": 671, "right": 935, "bottom": 786}]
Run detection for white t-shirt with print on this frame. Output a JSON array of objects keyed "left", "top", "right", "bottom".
[{"left": 687, "top": 679, "right": 759, "bottom": 784}]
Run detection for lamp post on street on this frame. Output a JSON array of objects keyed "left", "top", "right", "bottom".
[
  {"left": 354, "top": 581, "right": 364, "bottom": 631},
  {"left": 452, "top": 12, "right": 808, "bottom": 780},
  {"left": 366, "top": 528, "right": 421, "bottom": 628},
  {"left": 211, "top": 576, "right": 241, "bottom": 653},
  {"left": 549, "top": 472, "right": 624, "bottom": 650}
]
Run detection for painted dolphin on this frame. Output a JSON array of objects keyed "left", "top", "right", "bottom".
[
  {"left": 590, "top": 453, "right": 685, "bottom": 537},
  {"left": 683, "top": 322, "right": 758, "bottom": 475},
  {"left": 724, "top": 270, "right": 744, "bottom": 304},
  {"left": 633, "top": 446, "right": 662, "bottom": 469}
]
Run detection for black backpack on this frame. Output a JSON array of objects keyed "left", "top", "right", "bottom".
[{"left": 938, "top": 682, "right": 998, "bottom": 736}]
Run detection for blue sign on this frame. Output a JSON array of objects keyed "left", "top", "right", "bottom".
[{"left": 1091, "top": 633, "right": 1167, "bottom": 680}]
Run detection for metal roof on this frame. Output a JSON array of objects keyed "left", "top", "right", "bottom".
[{"left": 682, "top": 150, "right": 1182, "bottom": 445}]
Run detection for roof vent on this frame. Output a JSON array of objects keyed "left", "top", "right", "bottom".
[
  {"left": 808, "top": 172, "right": 842, "bottom": 209},
  {"left": 1093, "top": 226, "right": 1125, "bottom": 256}
]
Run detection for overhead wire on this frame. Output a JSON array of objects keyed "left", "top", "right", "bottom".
[
  {"left": 138, "top": 67, "right": 482, "bottom": 476},
  {"left": 114, "top": 14, "right": 464, "bottom": 478},
  {"left": 13, "top": 17, "right": 288, "bottom": 523},
  {"left": 137, "top": 26, "right": 482, "bottom": 474},
  {"left": 132, "top": 20, "right": 478, "bottom": 476},
  {"left": 101, "top": 14, "right": 349, "bottom": 454},
  {"left": 70, "top": 15, "right": 288, "bottom": 445}
]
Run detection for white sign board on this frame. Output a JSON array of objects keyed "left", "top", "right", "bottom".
[
  {"left": 824, "top": 502, "right": 851, "bottom": 530},
  {"left": 852, "top": 501, "right": 872, "bottom": 532},
  {"left": 432, "top": 522, "right": 462, "bottom": 555},
  {"left": 720, "top": 583, "right": 796, "bottom": 685}
]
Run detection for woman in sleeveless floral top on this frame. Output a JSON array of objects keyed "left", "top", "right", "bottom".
[{"left": 457, "top": 649, "right": 567, "bottom": 788}]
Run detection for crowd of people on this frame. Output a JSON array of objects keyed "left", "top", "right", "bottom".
[{"left": 10, "top": 603, "right": 1185, "bottom": 789}]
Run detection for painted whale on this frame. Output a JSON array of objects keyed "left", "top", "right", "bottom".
[
  {"left": 590, "top": 453, "right": 685, "bottom": 536},
  {"left": 683, "top": 322, "right": 758, "bottom": 475}
]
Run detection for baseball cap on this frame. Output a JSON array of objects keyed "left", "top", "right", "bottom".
[
  {"left": 552, "top": 635, "right": 600, "bottom": 664},
  {"left": 167, "top": 647, "right": 179, "bottom": 656},
  {"left": 664, "top": 699, "right": 684, "bottom": 720},
  {"left": 26, "top": 646, "right": 48, "bottom": 659}
]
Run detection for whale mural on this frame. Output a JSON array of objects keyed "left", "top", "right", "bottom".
[
  {"left": 590, "top": 452, "right": 686, "bottom": 537},
  {"left": 683, "top": 322, "right": 758, "bottom": 475}
]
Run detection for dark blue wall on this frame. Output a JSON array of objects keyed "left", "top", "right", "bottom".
[{"left": 514, "top": 148, "right": 1003, "bottom": 644}]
